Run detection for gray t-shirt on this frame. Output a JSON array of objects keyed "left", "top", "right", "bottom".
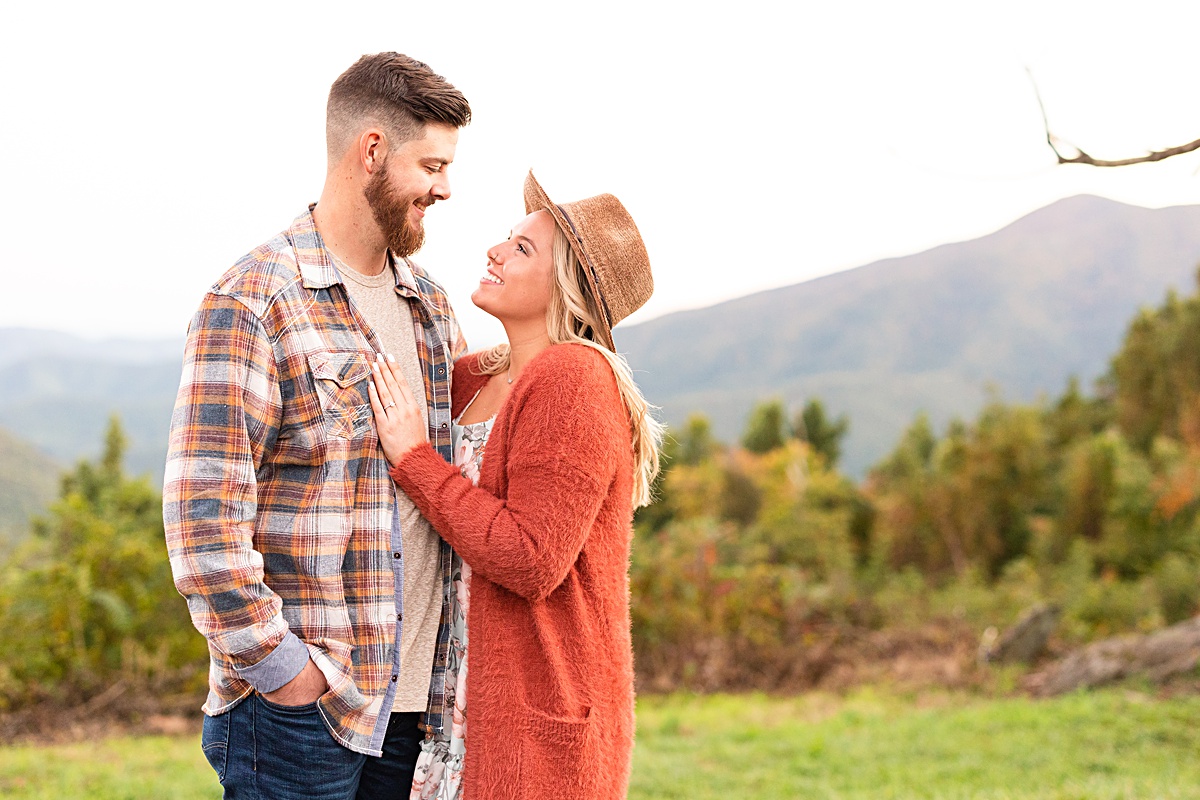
[{"left": 337, "top": 256, "right": 443, "bottom": 714}]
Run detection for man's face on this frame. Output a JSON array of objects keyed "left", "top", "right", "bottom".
[{"left": 364, "top": 122, "right": 459, "bottom": 258}]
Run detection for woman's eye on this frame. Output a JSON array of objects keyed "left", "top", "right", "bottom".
[{"left": 517, "top": 244, "right": 527, "bottom": 254}]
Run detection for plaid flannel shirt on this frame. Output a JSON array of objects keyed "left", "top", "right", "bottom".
[{"left": 164, "top": 208, "right": 466, "bottom": 756}]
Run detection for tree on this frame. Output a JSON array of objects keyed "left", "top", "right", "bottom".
[
  {"left": 678, "top": 414, "right": 718, "bottom": 466},
  {"left": 1110, "top": 277, "right": 1200, "bottom": 452},
  {"left": 0, "top": 416, "right": 205, "bottom": 710},
  {"left": 792, "top": 398, "right": 849, "bottom": 468},
  {"left": 742, "top": 399, "right": 787, "bottom": 454}
]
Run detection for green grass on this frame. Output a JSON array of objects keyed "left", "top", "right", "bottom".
[
  {"left": 632, "top": 689, "right": 1200, "bottom": 799},
  {"left": 3, "top": 689, "right": 1199, "bottom": 799},
  {"left": 0, "top": 733, "right": 217, "bottom": 799}
]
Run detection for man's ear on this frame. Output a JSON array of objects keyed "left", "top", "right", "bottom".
[{"left": 360, "top": 130, "right": 388, "bottom": 174}]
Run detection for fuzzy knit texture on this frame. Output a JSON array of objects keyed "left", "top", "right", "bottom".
[{"left": 390, "top": 343, "right": 636, "bottom": 800}]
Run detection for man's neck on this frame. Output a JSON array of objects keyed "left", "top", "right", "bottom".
[{"left": 312, "top": 180, "right": 389, "bottom": 277}]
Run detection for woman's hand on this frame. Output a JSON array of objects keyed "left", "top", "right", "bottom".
[{"left": 368, "top": 353, "right": 427, "bottom": 467}]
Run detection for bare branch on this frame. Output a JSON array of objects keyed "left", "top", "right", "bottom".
[
  {"left": 1026, "top": 67, "right": 1200, "bottom": 168},
  {"left": 1053, "top": 137, "right": 1200, "bottom": 168}
]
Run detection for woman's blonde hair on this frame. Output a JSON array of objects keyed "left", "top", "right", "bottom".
[{"left": 477, "top": 224, "right": 664, "bottom": 507}]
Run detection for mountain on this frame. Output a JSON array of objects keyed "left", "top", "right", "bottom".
[
  {"left": 0, "top": 328, "right": 184, "bottom": 482},
  {"left": 0, "top": 427, "right": 60, "bottom": 552},
  {"left": 4, "top": 194, "right": 1200, "bottom": 488},
  {"left": 616, "top": 195, "right": 1200, "bottom": 475}
]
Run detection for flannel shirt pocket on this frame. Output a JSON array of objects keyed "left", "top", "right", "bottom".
[{"left": 308, "top": 351, "right": 372, "bottom": 440}]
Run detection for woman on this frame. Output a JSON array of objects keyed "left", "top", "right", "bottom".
[{"left": 369, "top": 171, "right": 663, "bottom": 800}]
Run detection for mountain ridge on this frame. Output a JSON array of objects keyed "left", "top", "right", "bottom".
[
  {"left": 4, "top": 194, "right": 1200, "bottom": 484},
  {"left": 616, "top": 194, "right": 1200, "bottom": 473}
]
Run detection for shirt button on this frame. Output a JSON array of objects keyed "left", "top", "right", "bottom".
[
  {"left": 393, "top": 552, "right": 401, "bottom": 559},
  {"left": 440, "top": 422, "right": 448, "bottom": 429},
  {"left": 437, "top": 367, "right": 445, "bottom": 375},
  {"left": 391, "top": 675, "right": 398, "bottom": 682}
]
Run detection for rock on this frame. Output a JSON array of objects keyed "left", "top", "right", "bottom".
[
  {"left": 1030, "top": 616, "right": 1200, "bottom": 696},
  {"left": 982, "top": 603, "right": 1060, "bottom": 664}
]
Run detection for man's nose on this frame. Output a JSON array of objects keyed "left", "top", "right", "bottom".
[{"left": 432, "top": 173, "right": 451, "bottom": 201}]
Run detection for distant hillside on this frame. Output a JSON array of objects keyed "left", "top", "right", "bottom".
[
  {"left": 0, "top": 427, "right": 59, "bottom": 552},
  {"left": 618, "top": 195, "right": 1200, "bottom": 475},
  {"left": 0, "top": 329, "right": 183, "bottom": 482},
  {"left": 5, "top": 195, "right": 1200, "bottom": 486}
]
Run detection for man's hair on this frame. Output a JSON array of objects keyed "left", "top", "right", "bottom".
[{"left": 326, "top": 53, "right": 471, "bottom": 161}]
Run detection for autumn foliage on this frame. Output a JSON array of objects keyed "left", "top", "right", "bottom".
[{"left": 5, "top": 272, "right": 1200, "bottom": 711}]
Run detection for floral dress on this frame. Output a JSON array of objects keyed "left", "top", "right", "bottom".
[{"left": 409, "top": 399, "right": 492, "bottom": 800}]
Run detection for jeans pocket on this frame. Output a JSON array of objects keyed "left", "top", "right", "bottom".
[
  {"left": 201, "top": 712, "right": 231, "bottom": 782},
  {"left": 250, "top": 693, "right": 364, "bottom": 797}
]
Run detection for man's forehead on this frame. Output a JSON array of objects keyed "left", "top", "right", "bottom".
[{"left": 398, "top": 124, "right": 458, "bottom": 160}]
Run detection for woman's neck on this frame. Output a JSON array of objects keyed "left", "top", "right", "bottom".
[{"left": 502, "top": 324, "right": 552, "bottom": 383}]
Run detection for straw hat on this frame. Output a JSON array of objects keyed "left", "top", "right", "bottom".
[{"left": 523, "top": 170, "right": 653, "bottom": 351}]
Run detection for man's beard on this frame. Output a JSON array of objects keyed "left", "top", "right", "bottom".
[{"left": 364, "top": 159, "right": 430, "bottom": 258}]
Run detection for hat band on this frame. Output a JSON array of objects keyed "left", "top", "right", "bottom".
[{"left": 556, "top": 204, "right": 614, "bottom": 332}]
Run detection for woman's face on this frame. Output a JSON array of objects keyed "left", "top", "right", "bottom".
[{"left": 472, "top": 210, "right": 557, "bottom": 327}]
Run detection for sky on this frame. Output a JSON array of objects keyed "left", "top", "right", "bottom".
[{"left": 3, "top": 0, "right": 1200, "bottom": 348}]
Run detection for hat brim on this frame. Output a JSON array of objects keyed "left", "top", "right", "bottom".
[{"left": 523, "top": 170, "right": 616, "bottom": 351}]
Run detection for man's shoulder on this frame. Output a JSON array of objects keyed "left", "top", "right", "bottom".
[{"left": 210, "top": 229, "right": 304, "bottom": 319}]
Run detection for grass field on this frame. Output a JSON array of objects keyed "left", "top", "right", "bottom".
[{"left": 2, "top": 689, "right": 1198, "bottom": 799}]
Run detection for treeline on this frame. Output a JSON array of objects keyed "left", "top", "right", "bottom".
[
  {"left": 4, "top": 273, "right": 1200, "bottom": 712},
  {"left": 631, "top": 272, "right": 1200, "bottom": 690}
]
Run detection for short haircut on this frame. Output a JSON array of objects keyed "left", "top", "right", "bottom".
[{"left": 326, "top": 52, "right": 471, "bottom": 161}]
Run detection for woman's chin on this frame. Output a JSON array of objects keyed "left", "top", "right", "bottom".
[{"left": 470, "top": 288, "right": 500, "bottom": 318}]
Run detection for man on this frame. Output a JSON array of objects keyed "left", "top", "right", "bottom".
[{"left": 163, "top": 53, "right": 471, "bottom": 799}]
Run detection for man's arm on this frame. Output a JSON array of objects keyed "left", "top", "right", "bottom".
[{"left": 163, "top": 293, "right": 316, "bottom": 698}]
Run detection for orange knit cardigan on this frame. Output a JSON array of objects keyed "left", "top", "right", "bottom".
[{"left": 390, "top": 344, "right": 636, "bottom": 800}]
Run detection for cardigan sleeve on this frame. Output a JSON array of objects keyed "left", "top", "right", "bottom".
[
  {"left": 392, "top": 346, "right": 624, "bottom": 602},
  {"left": 450, "top": 353, "right": 488, "bottom": 417}
]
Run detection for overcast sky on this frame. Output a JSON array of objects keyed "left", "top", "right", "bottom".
[{"left": 3, "top": 0, "right": 1199, "bottom": 347}]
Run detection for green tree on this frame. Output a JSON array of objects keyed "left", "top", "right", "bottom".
[
  {"left": 742, "top": 399, "right": 787, "bottom": 454},
  {"left": 1055, "top": 433, "right": 1120, "bottom": 549},
  {"left": 1110, "top": 273, "right": 1200, "bottom": 451},
  {"left": 867, "top": 414, "right": 951, "bottom": 577},
  {"left": 1044, "top": 377, "right": 1113, "bottom": 458},
  {"left": 719, "top": 465, "right": 762, "bottom": 526},
  {"left": 0, "top": 417, "right": 205, "bottom": 709},
  {"left": 792, "top": 398, "right": 850, "bottom": 468},
  {"left": 868, "top": 403, "right": 1053, "bottom": 579},
  {"left": 679, "top": 414, "right": 718, "bottom": 466}
]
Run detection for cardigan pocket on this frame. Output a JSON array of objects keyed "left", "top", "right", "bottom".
[{"left": 518, "top": 702, "right": 599, "bottom": 797}]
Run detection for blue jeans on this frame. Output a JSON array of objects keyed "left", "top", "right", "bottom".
[{"left": 202, "top": 694, "right": 423, "bottom": 800}]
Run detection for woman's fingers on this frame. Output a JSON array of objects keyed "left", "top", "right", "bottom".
[
  {"left": 384, "top": 355, "right": 414, "bottom": 406},
  {"left": 372, "top": 354, "right": 396, "bottom": 410},
  {"left": 368, "top": 376, "right": 385, "bottom": 417}
]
